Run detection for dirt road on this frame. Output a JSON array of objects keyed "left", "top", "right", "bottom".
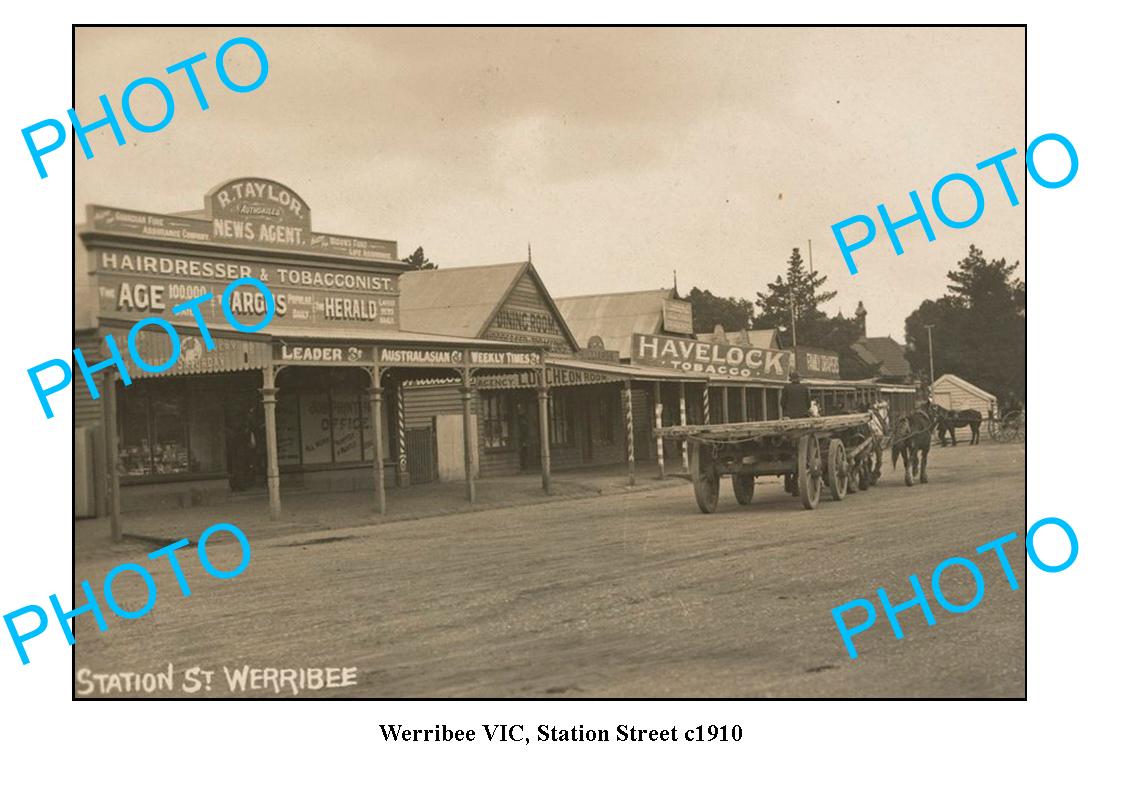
[{"left": 74, "top": 442, "right": 1026, "bottom": 698}]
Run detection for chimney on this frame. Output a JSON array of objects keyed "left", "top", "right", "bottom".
[{"left": 855, "top": 301, "right": 867, "bottom": 337}]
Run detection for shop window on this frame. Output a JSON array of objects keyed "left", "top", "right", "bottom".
[
  {"left": 332, "top": 393, "right": 363, "bottom": 463},
  {"left": 549, "top": 392, "right": 574, "bottom": 447},
  {"left": 300, "top": 392, "right": 334, "bottom": 465},
  {"left": 481, "top": 392, "right": 513, "bottom": 450},
  {"left": 118, "top": 381, "right": 225, "bottom": 478}
]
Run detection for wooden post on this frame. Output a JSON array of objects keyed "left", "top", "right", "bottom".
[
  {"left": 260, "top": 366, "right": 282, "bottom": 521},
  {"left": 740, "top": 386, "right": 748, "bottom": 422},
  {"left": 394, "top": 378, "right": 409, "bottom": 487},
  {"left": 623, "top": 379, "right": 636, "bottom": 486},
  {"left": 461, "top": 360, "right": 476, "bottom": 503},
  {"left": 538, "top": 370, "right": 552, "bottom": 495},
  {"left": 777, "top": 389, "right": 783, "bottom": 419},
  {"left": 721, "top": 386, "right": 730, "bottom": 424},
  {"left": 762, "top": 387, "right": 770, "bottom": 421},
  {"left": 368, "top": 366, "right": 386, "bottom": 515},
  {"left": 102, "top": 371, "right": 122, "bottom": 542},
  {"left": 654, "top": 382, "right": 665, "bottom": 480},
  {"left": 679, "top": 381, "right": 689, "bottom": 473}
]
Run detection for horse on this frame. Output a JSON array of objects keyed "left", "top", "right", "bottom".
[
  {"left": 890, "top": 403, "right": 933, "bottom": 486},
  {"left": 933, "top": 405, "right": 982, "bottom": 446},
  {"left": 865, "top": 401, "right": 890, "bottom": 485}
]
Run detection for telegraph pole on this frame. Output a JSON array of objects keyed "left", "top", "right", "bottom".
[{"left": 924, "top": 324, "right": 936, "bottom": 383}]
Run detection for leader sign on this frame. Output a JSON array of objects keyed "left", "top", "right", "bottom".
[{"left": 632, "top": 333, "right": 793, "bottom": 378}]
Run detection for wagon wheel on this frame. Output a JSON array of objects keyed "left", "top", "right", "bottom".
[
  {"left": 826, "top": 438, "right": 849, "bottom": 501},
  {"left": 987, "top": 417, "right": 1001, "bottom": 442},
  {"left": 732, "top": 473, "right": 755, "bottom": 505},
  {"left": 690, "top": 440, "right": 721, "bottom": 514},
  {"left": 797, "top": 434, "right": 822, "bottom": 510},
  {"left": 996, "top": 411, "right": 1020, "bottom": 443}
]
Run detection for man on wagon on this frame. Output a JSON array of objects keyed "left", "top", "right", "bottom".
[
  {"left": 781, "top": 371, "right": 812, "bottom": 496},
  {"left": 781, "top": 370, "right": 811, "bottom": 419}
]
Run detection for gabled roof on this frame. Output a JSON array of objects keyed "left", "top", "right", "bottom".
[
  {"left": 851, "top": 336, "right": 911, "bottom": 378},
  {"left": 398, "top": 261, "right": 580, "bottom": 350},
  {"left": 933, "top": 374, "right": 997, "bottom": 403},
  {"left": 555, "top": 288, "right": 678, "bottom": 354}
]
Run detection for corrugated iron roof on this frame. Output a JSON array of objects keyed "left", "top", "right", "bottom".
[
  {"left": 555, "top": 288, "right": 676, "bottom": 354},
  {"left": 399, "top": 262, "right": 528, "bottom": 338}
]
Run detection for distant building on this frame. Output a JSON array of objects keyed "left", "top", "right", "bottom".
[
  {"left": 932, "top": 374, "right": 998, "bottom": 417},
  {"left": 850, "top": 301, "right": 913, "bottom": 383}
]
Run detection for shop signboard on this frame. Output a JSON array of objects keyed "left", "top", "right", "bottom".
[
  {"left": 274, "top": 342, "right": 377, "bottom": 365},
  {"left": 632, "top": 332, "right": 794, "bottom": 379},
  {"left": 662, "top": 298, "right": 694, "bottom": 335},
  {"left": 129, "top": 332, "right": 272, "bottom": 378},
  {"left": 376, "top": 347, "right": 541, "bottom": 370},
  {"left": 87, "top": 177, "right": 397, "bottom": 261},
  {"left": 796, "top": 347, "right": 841, "bottom": 379},
  {"left": 92, "top": 246, "right": 399, "bottom": 332}
]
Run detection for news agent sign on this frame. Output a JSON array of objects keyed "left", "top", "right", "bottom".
[
  {"left": 21, "top": 35, "right": 269, "bottom": 180},
  {"left": 831, "top": 132, "right": 1077, "bottom": 275}
]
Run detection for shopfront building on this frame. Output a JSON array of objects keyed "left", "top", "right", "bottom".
[{"left": 75, "top": 178, "right": 546, "bottom": 527}]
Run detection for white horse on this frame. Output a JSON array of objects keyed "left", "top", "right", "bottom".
[{"left": 866, "top": 401, "right": 890, "bottom": 483}]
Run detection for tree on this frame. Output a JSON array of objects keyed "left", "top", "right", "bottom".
[
  {"left": 688, "top": 287, "right": 754, "bottom": 333},
  {"left": 903, "top": 245, "right": 1025, "bottom": 402},
  {"left": 754, "top": 248, "right": 838, "bottom": 346},
  {"left": 402, "top": 246, "right": 438, "bottom": 270}
]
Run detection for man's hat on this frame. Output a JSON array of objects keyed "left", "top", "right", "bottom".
[{"left": 789, "top": 370, "right": 801, "bottom": 382}]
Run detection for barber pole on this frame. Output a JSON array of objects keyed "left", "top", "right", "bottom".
[
  {"left": 624, "top": 381, "right": 636, "bottom": 486},
  {"left": 396, "top": 382, "right": 407, "bottom": 486},
  {"left": 654, "top": 403, "right": 665, "bottom": 479},
  {"left": 679, "top": 383, "right": 689, "bottom": 473},
  {"left": 702, "top": 385, "right": 710, "bottom": 423}
]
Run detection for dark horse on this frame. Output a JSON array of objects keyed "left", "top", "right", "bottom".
[
  {"left": 891, "top": 404, "right": 933, "bottom": 486},
  {"left": 933, "top": 405, "right": 982, "bottom": 446}
]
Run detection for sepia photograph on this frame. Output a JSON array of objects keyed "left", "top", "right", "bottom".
[{"left": 69, "top": 25, "right": 1027, "bottom": 698}]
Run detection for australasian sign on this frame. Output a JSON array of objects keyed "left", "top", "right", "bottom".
[{"left": 632, "top": 332, "right": 794, "bottom": 379}]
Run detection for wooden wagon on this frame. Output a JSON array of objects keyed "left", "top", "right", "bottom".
[{"left": 655, "top": 413, "right": 879, "bottom": 513}]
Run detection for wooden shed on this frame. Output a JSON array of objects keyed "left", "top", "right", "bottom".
[{"left": 932, "top": 374, "right": 997, "bottom": 417}]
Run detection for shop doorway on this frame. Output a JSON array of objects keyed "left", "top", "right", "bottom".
[
  {"left": 225, "top": 389, "right": 266, "bottom": 492},
  {"left": 515, "top": 395, "right": 541, "bottom": 472}
]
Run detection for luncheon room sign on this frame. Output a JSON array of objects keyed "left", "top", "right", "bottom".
[{"left": 632, "top": 332, "right": 794, "bottom": 379}]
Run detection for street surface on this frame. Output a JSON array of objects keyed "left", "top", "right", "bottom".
[{"left": 74, "top": 442, "right": 1026, "bottom": 698}]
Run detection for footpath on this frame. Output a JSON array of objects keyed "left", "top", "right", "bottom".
[{"left": 75, "top": 463, "right": 688, "bottom": 561}]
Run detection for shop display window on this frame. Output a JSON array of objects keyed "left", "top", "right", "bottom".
[
  {"left": 549, "top": 391, "right": 574, "bottom": 446},
  {"left": 481, "top": 392, "right": 513, "bottom": 450},
  {"left": 117, "top": 379, "right": 226, "bottom": 479}
]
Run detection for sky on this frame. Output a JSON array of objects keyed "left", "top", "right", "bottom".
[{"left": 74, "top": 26, "right": 1026, "bottom": 341}]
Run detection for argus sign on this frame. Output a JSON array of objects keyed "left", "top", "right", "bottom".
[{"left": 21, "top": 36, "right": 269, "bottom": 179}]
